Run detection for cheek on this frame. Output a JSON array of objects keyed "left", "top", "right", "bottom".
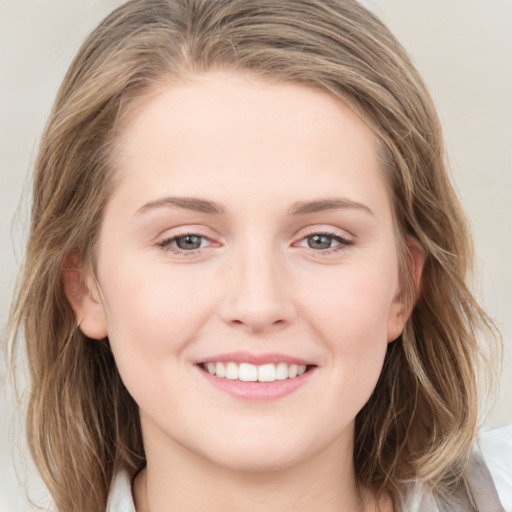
[
  {"left": 303, "top": 261, "right": 398, "bottom": 339},
  {"left": 97, "top": 265, "right": 219, "bottom": 419},
  {"left": 98, "top": 259, "right": 216, "bottom": 369},
  {"left": 299, "top": 258, "right": 397, "bottom": 386}
]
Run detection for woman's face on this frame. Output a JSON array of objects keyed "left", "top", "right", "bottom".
[{"left": 75, "top": 71, "right": 411, "bottom": 472}]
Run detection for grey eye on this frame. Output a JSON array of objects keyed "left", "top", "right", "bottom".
[
  {"left": 175, "top": 235, "right": 204, "bottom": 250},
  {"left": 307, "top": 234, "right": 335, "bottom": 250}
]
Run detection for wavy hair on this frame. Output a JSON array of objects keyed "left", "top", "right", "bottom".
[{"left": 7, "top": 1, "right": 499, "bottom": 510}]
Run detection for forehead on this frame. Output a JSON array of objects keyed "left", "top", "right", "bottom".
[
  {"left": 109, "top": 70, "right": 391, "bottom": 218},
  {"left": 114, "top": 70, "right": 380, "bottom": 150}
]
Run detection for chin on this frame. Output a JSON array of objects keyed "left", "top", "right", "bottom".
[
  {"left": 208, "top": 449, "right": 306, "bottom": 474},
  {"left": 193, "top": 431, "right": 318, "bottom": 474}
]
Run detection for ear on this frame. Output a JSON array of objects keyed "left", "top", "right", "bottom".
[
  {"left": 62, "top": 254, "right": 108, "bottom": 340},
  {"left": 387, "top": 237, "right": 425, "bottom": 342}
]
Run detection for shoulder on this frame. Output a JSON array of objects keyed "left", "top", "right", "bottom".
[
  {"left": 400, "top": 426, "right": 511, "bottom": 512},
  {"left": 106, "top": 469, "right": 136, "bottom": 512},
  {"left": 478, "top": 426, "right": 512, "bottom": 511}
]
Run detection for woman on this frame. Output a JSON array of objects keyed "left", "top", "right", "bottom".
[{"left": 6, "top": 0, "right": 509, "bottom": 511}]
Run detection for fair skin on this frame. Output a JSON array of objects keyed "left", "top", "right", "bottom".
[{"left": 66, "top": 71, "right": 423, "bottom": 511}]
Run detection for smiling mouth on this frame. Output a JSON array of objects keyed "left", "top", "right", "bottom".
[{"left": 199, "top": 362, "right": 315, "bottom": 382}]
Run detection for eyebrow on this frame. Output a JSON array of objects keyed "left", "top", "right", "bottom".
[
  {"left": 136, "top": 196, "right": 374, "bottom": 217},
  {"left": 137, "top": 197, "right": 227, "bottom": 215},
  {"left": 287, "top": 198, "right": 374, "bottom": 216}
]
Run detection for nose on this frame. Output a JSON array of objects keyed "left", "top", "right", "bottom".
[{"left": 218, "top": 242, "right": 296, "bottom": 334}]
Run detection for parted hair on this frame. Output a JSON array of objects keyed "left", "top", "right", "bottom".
[{"left": 7, "top": 1, "right": 499, "bottom": 511}]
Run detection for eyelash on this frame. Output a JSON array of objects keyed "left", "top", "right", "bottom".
[{"left": 156, "top": 229, "right": 354, "bottom": 257}]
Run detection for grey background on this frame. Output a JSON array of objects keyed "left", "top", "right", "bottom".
[{"left": 1, "top": 0, "right": 511, "bottom": 510}]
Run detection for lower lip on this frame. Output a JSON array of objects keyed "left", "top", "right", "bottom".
[{"left": 196, "top": 365, "right": 316, "bottom": 401}]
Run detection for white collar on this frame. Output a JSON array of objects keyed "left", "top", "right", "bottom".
[{"left": 106, "top": 469, "right": 136, "bottom": 512}]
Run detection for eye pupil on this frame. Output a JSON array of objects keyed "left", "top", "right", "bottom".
[
  {"left": 176, "top": 235, "right": 202, "bottom": 250},
  {"left": 308, "top": 234, "right": 332, "bottom": 250}
]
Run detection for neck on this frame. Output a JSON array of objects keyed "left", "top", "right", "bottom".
[{"left": 133, "top": 422, "right": 386, "bottom": 512}]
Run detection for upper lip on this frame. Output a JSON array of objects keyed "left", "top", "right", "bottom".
[{"left": 196, "top": 351, "right": 315, "bottom": 366}]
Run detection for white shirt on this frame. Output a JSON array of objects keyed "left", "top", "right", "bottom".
[{"left": 106, "top": 426, "right": 512, "bottom": 512}]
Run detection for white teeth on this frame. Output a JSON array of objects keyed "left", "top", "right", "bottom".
[
  {"left": 225, "top": 362, "right": 238, "bottom": 380},
  {"left": 258, "top": 363, "right": 276, "bottom": 382},
  {"left": 239, "top": 363, "right": 258, "bottom": 382},
  {"left": 276, "top": 362, "right": 289, "bottom": 380},
  {"left": 203, "top": 361, "right": 310, "bottom": 382},
  {"left": 215, "top": 362, "right": 226, "bottom": 378}
]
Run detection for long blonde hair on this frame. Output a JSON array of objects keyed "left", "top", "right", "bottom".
[{"left": 7, "top": 1, "right": 499, "bottom": 510}]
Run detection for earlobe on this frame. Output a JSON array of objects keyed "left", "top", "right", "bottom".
[
  {"left": 62, "top": 254, "right": 108, "bottom": 340},
  {"left": 387, "top": 237, "right": 425, "bottom": 343}
]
